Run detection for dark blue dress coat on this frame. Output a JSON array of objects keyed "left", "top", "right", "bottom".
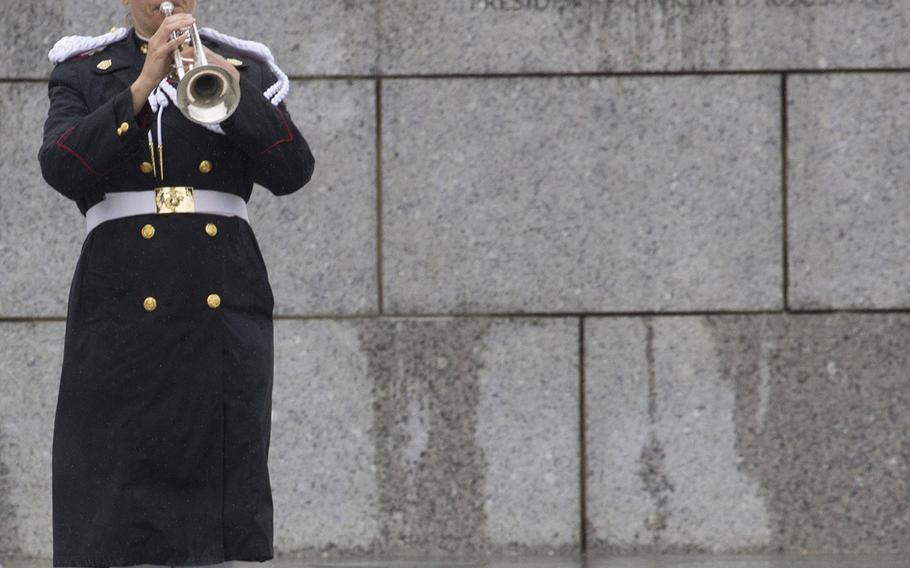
[{"left": 38, "top": 27, "right": 315, "bottom": 568}]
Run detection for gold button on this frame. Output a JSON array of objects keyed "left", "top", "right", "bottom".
[
  {"left": 207, "top": 293, "right": 221, "bottom": 308},
  {"left": 140, "top": 43, "right": 148, "bottom": 54},
  {"left": 140, "top": 223, "right": 155, "bottom": 239},
  {"left": 140, "top": 161, "right": 154, "bottom": 174},
  {"left": 143, "top": 296, "right": 157, "bottom": 311},
  {"left": 116, "top": 121, "right": 129, "bottom": 136},
  {"left": 198, "top": 160, "right": 212, "bottom": 174},
  {"left": 205, "top": 222, "right": 218, "bottom": 237}
]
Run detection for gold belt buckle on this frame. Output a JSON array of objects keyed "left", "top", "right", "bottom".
[{"left": 154, "top": 186, "right": 195, "bottom": 213}]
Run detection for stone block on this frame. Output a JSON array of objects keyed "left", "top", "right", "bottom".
[
  {"left": 4, "top": 78, "right": 374, "bottom": 318},
  {"left": 382, "top": 76, "right": 782, "bottom": 313},
  {"left": 788, "top": 73, "right": 910, "bottom": 309},
  {"left": 271, "top": 316, "right": 580, "bottom": 554},
  {"left": 0, "top": 83, "right": 85, "bottom": 318},
  {"left": 585, "top": 313, "right": 910, "bottom": 553},
  {"left": 380, "top": 0, "right": 908, "bottom": 74},
  {"left": 25, "top": 0, "right": 378, "bottom": 79},
  {"left": 0, "top": 321, "right": 65, "bottom": 558}
]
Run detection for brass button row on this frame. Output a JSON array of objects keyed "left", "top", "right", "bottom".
[
  {"left": 140, "top": 220, "right": 221, "bottom": 311},
  {"left": 143, "top": 293, "right": 221, "bottom": 311},
  {"left": 139, "top": 222, "right": 218, "bottom": 239},
  {"left": 139, "top": 160, "right": 213, "bottom": 175}
]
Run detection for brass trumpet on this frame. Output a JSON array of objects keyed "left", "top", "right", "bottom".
[{"left": 160, "top": 1, "right": 240, "bottom": 125}]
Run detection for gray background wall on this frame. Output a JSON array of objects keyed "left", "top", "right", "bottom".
[{"left": 2, "top": 0, "right": 910, "bottom": 560}]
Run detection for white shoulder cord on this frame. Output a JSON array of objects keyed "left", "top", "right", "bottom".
[
  {"left": 197, "top": 26, "right": 290, "bottom": 106},
  {"left": 47, "top": 27, "right": 130, "bottom": 64}
]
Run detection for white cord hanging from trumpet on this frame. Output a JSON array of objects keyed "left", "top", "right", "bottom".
[{"left": 143, "top": 74, "right": 225, "bottom": 180}]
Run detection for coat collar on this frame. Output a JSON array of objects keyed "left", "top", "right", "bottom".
[{"left": 132, "top": 27, "right": 150, "bottom": 58}]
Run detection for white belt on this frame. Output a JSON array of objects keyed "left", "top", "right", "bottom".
[{"left": 85, "top": 188, "right": 249, "bottom": 235}]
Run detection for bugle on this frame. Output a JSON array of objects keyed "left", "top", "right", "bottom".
[{"left": 159, "top": 1, "right": 240, "bottom": 125}]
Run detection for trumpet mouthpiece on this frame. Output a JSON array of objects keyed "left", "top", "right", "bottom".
[{"left": 160, "top": 1, "right": 174, "bottom": 14}]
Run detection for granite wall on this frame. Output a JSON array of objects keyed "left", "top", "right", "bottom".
[{"left": 2, "top": 0, "right": 910, "bottom": 560}]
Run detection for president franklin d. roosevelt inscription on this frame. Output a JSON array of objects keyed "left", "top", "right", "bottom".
[
  {"left": 463, "top": 0, "right": 894, "bottom": 11},
  {"left": 381, "top": 0, "right": 906, "bottom": 72}
]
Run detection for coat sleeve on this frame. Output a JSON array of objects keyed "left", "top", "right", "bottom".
[
  {"left": 37, "top": 60, "right": 146, "bottom": 202},
  {"left": 218, "top": 61, "right": 316, "bottom": 196}
]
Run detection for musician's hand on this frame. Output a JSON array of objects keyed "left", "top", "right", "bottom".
[
  {"left": 138, "top": 13, "right": 196, "bottom": 90},
  {"left": 131, "top": 13, "right": 195, "bottom": 114},
  {"left": 178, "top": 45, "right": 241, "bottom": 85}
]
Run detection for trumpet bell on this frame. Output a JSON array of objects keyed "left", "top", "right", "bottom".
[
  {"left": 160, "top": 1, "right": 241, "bottom": 125},
  {"left": 176, "top": 63, "right": 241, "bottom": 125}
]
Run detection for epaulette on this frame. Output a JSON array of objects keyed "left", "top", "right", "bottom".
[{"left": 48, "top": 27, "right": 130, "bottom": 65}]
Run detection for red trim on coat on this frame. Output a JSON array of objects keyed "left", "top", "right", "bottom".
[
  {"left": 55, "top": 126, "right": 101, "bottom": 176},
  {"left": 258, "top": 105, "right": 294, "bottom": 155}
]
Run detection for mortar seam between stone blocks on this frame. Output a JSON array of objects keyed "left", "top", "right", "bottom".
[
  {"left": 16, "top": 66, "right": 910, "bottom": 85},
  {"left": 13, "top": 307, "right": 910, "bottom": 323},
  {"left": 578, "top": 316, "right": 588, "bottom": 554},
  {"left": 781, "top": 73, "right": 790, "bottom": 312},
  {"left": 375, "top": 77, "right": 384, "bottom": 315}
]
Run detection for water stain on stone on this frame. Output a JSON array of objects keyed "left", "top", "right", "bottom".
[
  {"left": 636, "top": 317, "right": 675, "bottom": 546},
  {"left": 638, "top": 431, "right": 674, "bottom": 541},
  {"left": 356, "top": 317, "right": 495, "bottom": 555},
  {"left": 706, "top": 313, "right": 910, "bottom": 553},
  {"left": 645, "top": 317, "right": 657, "bottom": 422},
  {"left": 0, "top": 425, "right": 20, "bottom": 554}
]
